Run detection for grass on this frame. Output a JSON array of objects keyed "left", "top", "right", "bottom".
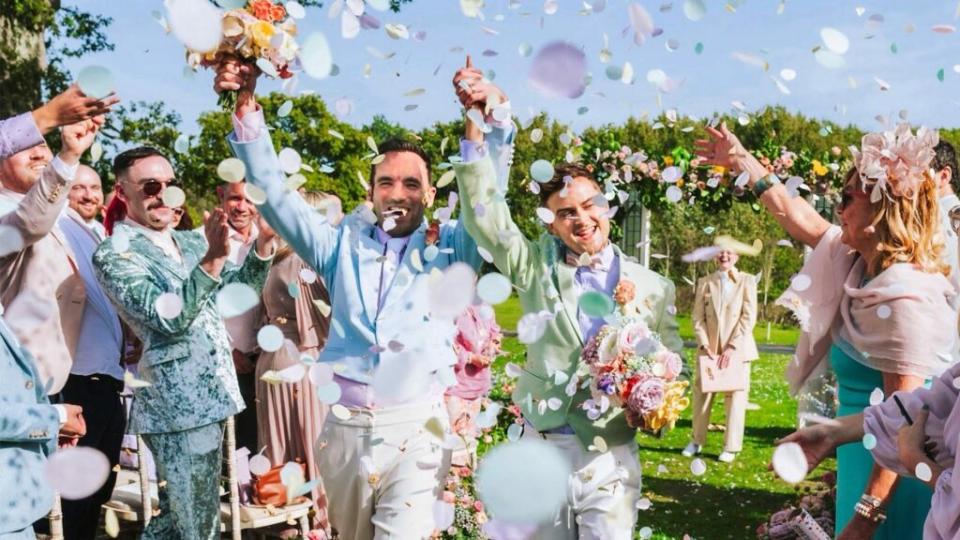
[{"left": 490, "top": 296, "right": 830, "bottom": 540}]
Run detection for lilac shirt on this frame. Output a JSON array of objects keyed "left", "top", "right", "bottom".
[
  {"left": 864, "top": 362, "right": 960, "bottom": 539},
  {"left": 0, "top": 112, "right": 45, "bottom": 161}
]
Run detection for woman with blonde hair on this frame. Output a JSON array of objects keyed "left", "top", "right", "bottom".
[
  {"left": 697, "top": 123, "right": 955, "bottom": 539},
  {"left": 255, "top": 191, "right": 342, "bottom": 535}
]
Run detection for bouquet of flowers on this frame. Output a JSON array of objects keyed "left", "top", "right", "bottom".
[
  {"left": 185, "top": 0, "right": 301, "bottom": 109},
  {"left": 580, "top": 280, "right": 689, "bottom": 435}
]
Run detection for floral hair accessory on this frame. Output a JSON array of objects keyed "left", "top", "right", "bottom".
[{"left": 848, "top": 123, "right": 939, "bottom": 203}]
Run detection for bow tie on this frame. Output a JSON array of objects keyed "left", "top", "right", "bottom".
[{"left": 565, "top": 250, "right": 608, "bottom": 272}]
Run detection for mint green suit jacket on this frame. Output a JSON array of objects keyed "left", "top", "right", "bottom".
[{"left": 453, "top": 157, "right": 683, "bottom": 449}]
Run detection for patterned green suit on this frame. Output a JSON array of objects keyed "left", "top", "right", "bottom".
[{"left": 93, "top": 222, "right": 272, "bottom": 539}]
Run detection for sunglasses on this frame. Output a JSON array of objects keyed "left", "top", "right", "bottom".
[
  {"left": 172, "top": 208, "right": 184, "bottom": 216},
  {"left": 129, "top": 179, "right": 180, "bottom": 197},
  {"left": 838, "top": 189, "right": 868, "bottom": 211}
]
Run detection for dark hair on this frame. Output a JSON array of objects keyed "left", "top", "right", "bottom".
[
  {"left": 932, "top": 140, "right": 960, "bottom": 194},
  {"left": 538, "top": 163, "right": 599, "bottom": 206},
  {"left": 112, "top": 146, "right": 167, "bottom": 181},
  {"left": 368, "top": 138, "right": 432, "bottom": 188},
  {"left": 173, "top": 204, "right": 195, "bottom": 231}
]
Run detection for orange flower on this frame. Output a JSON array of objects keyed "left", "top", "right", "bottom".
[
  {"left": 249, "top": 0, "right": 277, "bottom": 21},
  {"left": 271, "top": 4, "right": 287, "bottom": 21},
  {"left": 663, "top": 156, "right": 674, "bottom": 166}
]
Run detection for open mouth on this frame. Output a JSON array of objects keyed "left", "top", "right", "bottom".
[
  {"left": 575, "top": 226, "right": 596, "bottom": 242},
  {"left": 382, "top": 206, "right": 409, "bottom": 219}
]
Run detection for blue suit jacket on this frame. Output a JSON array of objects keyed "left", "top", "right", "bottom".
[
  {"left": 229, "top": 132, "right": 486, "bottom": 397},
  {"left": 0, "top": 317, "right": 58, "bottom": 534}
]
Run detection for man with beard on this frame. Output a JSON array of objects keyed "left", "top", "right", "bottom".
[
  {"left": 217, "top": 181, "right": 262, "bottom": 453},
  {"left": 67, "top": 165, "right": 106, "bottom": 240},
  {"left": 451, "top": 59, "right": 682, "bottom": 538},
  {"left": 216, "top": 58, "right": 483, "bottom": 539},
  {"left": 92, "top": 146, "right": 276, "bottom": 538}
]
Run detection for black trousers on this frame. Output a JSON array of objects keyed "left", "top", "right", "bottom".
[
  {"left": 59, "top": 373, "right": 127, "bottom": 540},
  {"left": 235, "top": 369, "right": 259, "bottom": 454}
]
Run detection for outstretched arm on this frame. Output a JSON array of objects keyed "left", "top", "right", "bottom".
[
  {"left": 217, "top": 57, "right": 340, "bottom": 275},
  {"left": 695, "top": 124, "right": 832, "bottom": 248}
]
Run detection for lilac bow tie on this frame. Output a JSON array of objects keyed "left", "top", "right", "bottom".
[{"left": 565, "top": 250, "right": 608, "bottom": 272}]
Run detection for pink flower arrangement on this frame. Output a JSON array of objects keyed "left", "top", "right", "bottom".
[{"left": 849, "top": 123, "right": 939, "bottom": 202}]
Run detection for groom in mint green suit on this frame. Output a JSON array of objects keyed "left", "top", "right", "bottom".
[{"left": 451, "top": 61, "right": 682, "bottom": 539}]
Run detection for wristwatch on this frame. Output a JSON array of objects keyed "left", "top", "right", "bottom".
[{"left": 752, "top": 174, "right": 781, "bottom": 197}]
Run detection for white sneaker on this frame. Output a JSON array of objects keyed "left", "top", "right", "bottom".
[
  {"left": 746, "top": 402, "right": 761, "bottom": 411},
  {"left": 718, "top": 451, "right": 737, "bottom": 463},
  {"left": 681, "top": 443, "right": 702, "bottom": 457}
]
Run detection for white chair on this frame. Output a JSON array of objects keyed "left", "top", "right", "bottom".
[{"left": 103, "top": 416, "right": 311, "bottom": 538}]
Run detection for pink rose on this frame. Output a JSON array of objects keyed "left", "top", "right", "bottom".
[
  {"left": 655, "top": 350, "right": 683, "bottom": 379},
  {"left": 474, "top": 501, "right": 485, "bottom": 512},
  {"left": 442, "top": 490, "right": 456, "bottom": 503},
  {"left": 616, "top": 322, "right": 650, "bottom": 355}
]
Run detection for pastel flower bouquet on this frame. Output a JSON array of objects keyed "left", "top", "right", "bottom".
[
  {"left": 580, "top": 280, "right": 689, "bottom": 436},
  {"left": 185, "top": 0, "right": 301, "bottom": 109}
]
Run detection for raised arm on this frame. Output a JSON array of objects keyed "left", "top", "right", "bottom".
[
  {"left": 695, "top": 124, "right": 832, "bottom": 248},
  {"left": 451, "top": 58, "right": 536, "bottom": 288},
  {"left": 0, "top": 85, "right": 116, "bottom": 161},
  {"left": 217, "top": 58, "right": 340, "bottom": 275},
  {"left": 0, "top": 118, "right": 100, "bottom": 249}
]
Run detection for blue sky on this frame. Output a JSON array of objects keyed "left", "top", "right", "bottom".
[{"left": 65, "top": 0, "right": 960, "bottom": 136}]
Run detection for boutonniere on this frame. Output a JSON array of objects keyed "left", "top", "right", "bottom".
[
  {"left": 613, "top": 279, "right": 636, "bottom": 307},
  {"left": 425, "top": 219, "right": 440, "bottom": 247}
]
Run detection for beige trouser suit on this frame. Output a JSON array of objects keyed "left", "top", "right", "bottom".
[{"left": 691, "top": 268, "right": 760, "bottom": 453}]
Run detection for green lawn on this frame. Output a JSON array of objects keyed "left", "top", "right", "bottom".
[{"left": 491, "top": 296, "right": 831, "bottom": 540}]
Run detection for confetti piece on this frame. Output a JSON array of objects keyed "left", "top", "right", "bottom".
[
  {"left": 476, "top": 439, "right": 571, "bottom": 524},
  {"left": 45, "top": 447, "right": 110, "bottom": 499},
  {"left": 772, "top": 442, "right": 808, "bottom": 484}
]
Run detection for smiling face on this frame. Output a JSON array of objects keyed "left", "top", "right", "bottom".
[
  {"left": 68, "top": 165, "right": 104, "bottom": 221},
  {"left": 370, "top": 150, "right": 435, "bottom": 237},
  {"left": 116, "top": 155, "right": 178, "bottom": 231},
  {"left": 544, "top": 176, "right": 611, "bottom": 256},
  {"left": 218, "top": 182, "right": 256, "bottom": 234},
  {"left": 715, "top": 249, "right": 739, "bottom": 271},
  {"left": 0, "top": 143, "right": 53, "bottom": 194}
]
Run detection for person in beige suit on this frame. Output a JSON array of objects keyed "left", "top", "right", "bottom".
[
  {"left": 0, "top": 117, "right": 102, "bottom": 396},
  {"left": 683, "top": 249, "right": 759, "bottom": 463}
]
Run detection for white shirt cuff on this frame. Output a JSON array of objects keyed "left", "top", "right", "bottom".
[
  {"left": 50, "top": 155, "right": 79, "bottom": 183},
  {"left": 53, "top": 404, "right": 67, "bottom": 426},
  {"left": 232, "top": 106, "right": 266, "bottom": 142}
]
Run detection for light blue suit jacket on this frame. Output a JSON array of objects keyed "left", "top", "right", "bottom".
[
  {"left": 0, "top": 317, "right": 58, "bottom": 534},
  {"left": 228, "top": 132, "right": 486, "bottom": 392}
]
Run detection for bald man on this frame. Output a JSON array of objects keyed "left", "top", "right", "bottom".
[{"left": 68, "top": 164, "right": 106, "bottom": 240}]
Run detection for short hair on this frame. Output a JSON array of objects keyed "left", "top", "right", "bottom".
[
  {"left": 538, "top": 163, "right": 600, "bottom": 206},
  {"left": 112, "top": 146, "right": 167, "bottom": 181},
  {"left": 369, "top": 138, "right": 432, "bottom": 186},
  {"left": 932, "top": 140, "right": 960, "bottom": 193}
]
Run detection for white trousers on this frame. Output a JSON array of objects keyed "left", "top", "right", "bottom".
[
  {"left": 532, "top": 434, "right": 642, "bottom": 540},
  {"left": 315, "top": 400, "right": 450, "bottom": 540}
]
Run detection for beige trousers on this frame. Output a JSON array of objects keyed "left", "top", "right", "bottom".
[
  {"left": 691, "top": 364, "right": 750, "bottom": 453},
  {"left": 532, "top": 434, "right": 642, "bottom": 540},
  {"left": 315, "top": 400, "right": 450, "bottom": 540}
]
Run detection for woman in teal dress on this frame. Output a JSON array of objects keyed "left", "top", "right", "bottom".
[
  {"left": 832, "top": 342, "right": 932, "bottom": 538},
  {"left": 697, "top": 122, "right": 955, "bottom": 539}
]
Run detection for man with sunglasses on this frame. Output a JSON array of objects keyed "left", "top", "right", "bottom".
[{"left": 92, "top": 146, "right": 277, "bottom": 538}]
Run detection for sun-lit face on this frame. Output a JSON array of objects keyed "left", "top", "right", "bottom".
[
  {"left": 116, "top": 155, "right": 178, "bottom": 231},
  {"left": 370, "top": 151, "right": 435, "bottom": 237},
  {"left": 68, "top": 165, "right": 104, "bottom": 221},
  {"left": 544, "top": 176, "right": 611, "bottom": 256},
  {"left": 0, "top": 143, "right": 53, "bottom": 193},
  {"left": 218, "top": 182, "right": 257, "bottom": 234},
  {"left": 837, "top": 172, "right": 875, "bottom": 253},
  {"left": 715, "top": 249, "right": 738, "bottom": 270}
]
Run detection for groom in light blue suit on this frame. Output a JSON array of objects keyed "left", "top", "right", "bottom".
[{"left": 217, "top": 58, "right": 511, "bottom": 539}]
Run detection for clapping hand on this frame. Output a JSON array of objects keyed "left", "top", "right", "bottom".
[
  {"left": 58, "top": 404, "right": 86, "bottom": 448},
  {"left": 255, "top": 214, "right": 277, "bottom": 257}
]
